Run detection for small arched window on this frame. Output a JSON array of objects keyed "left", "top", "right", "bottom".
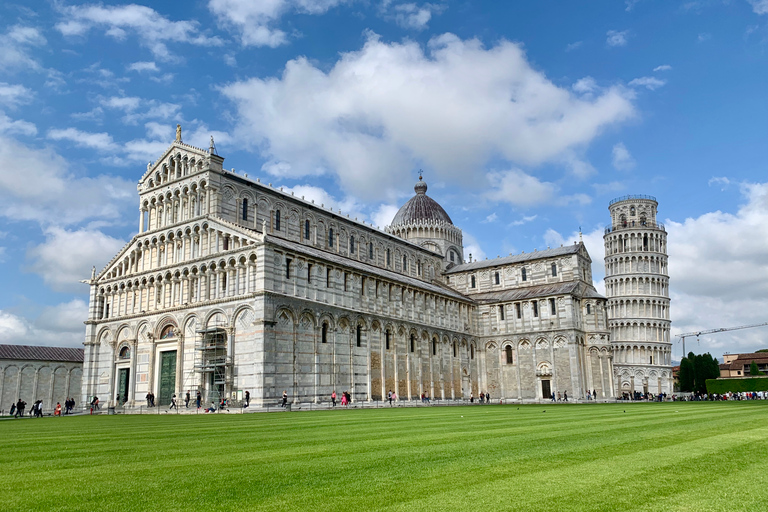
[
  {"left": 410, "top": 334, "right": 415, "bottom": 353},
  {"left": 551, "top": 263, "right": 557, "bottom": 277},
  {"left": 322, "top": 322, "right": 328, "bottom": 343},
  {"left": 586, "top": 303, "right": 591, "bottom": 314},
  {"left": 630, "top": 206, "right": 636, "bottom": 216},
  {"left": 470, "top": 344, "right": 475, "bottom": 360},
  {"left": 403, "top": 255, "right": 408, "bottom": 271},
  {"left": 119, "top": 346, "right": 130, "bottom": 359},
  {"left": 160, "top": 325, "right": 176, "bottom": 339},
  {"left": 275, "top": 209, "right": 281, "bottom": 231},
  {"left": 242, "top": 198, "right": 248, "bottom": 221},
  {"left": 385, "top": 330, "right": 390, "bottom": 350},
  {"left": 386, "top": 249, "right": 391, "bottom": 266},
  {"left": 356, "top": 325, "right": 362, "bottom": 347},
  {"left": 505, "top": 345, "right": 514, "bottom": 364},
  {"left": 350, "top": 236, "right": 355, "bottom": 254},
  {"left": 328, "top": 228, "right": 334, "bottom": 247},
  {"left": 450, "top": 251, "right": 455, "bottom": 262},
  {"left": 494, "top": 272, "right": 500, "bottom": 285},
  {"left": 432, "top": 339, "right": 437, "bottom": 356},
  {"left": 470, "top": 275, "right": 476, "bottom": 288},
  {"left": 304, "top": 220, "right": 310, "bottom": 239},
  {"left": 453, "top": 341, "right": 457, "bottom": 357},
  {"left": 369, "top": 242, "right": 373, "bottom": 259},
  {"left": 521, "top": 268, "right": 527, "bottom": 281}
]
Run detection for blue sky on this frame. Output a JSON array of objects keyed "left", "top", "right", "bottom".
[{"left": 1, "top": 0, "right": 767, "bottom": 360}]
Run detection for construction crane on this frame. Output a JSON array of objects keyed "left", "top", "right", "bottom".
[{"left": 676, "top": 321, "right": 768, "bottom": 356}]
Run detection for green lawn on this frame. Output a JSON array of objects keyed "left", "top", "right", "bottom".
[{"left": 2, "top": 402, "right": 767, "bottom": 511}]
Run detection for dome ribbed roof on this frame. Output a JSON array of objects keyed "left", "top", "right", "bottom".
[{"left": 391, "top": 177, "right": 453, "bottom": 226}]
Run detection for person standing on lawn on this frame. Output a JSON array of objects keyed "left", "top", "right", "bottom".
[{"left": 185, "top": 391, "right": 191, "bottom": 408}]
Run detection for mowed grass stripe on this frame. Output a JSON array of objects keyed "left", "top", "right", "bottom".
[{"left": 1, "top": 402, "right": 766, "bottom": 511}]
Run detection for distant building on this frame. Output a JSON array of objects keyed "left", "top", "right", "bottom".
[
  {"left": 0, "top": 345, "right": 84, "bottom": 411},
  {"left": 719, "top": 352, "right": 768, "bottom": 378}
]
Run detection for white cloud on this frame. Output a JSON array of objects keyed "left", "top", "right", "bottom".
[
  {"left": 565, "top": 41, "right": 583, "bottom": 52},
  {"left": 27, "top": 227, "right": 126, "bottom": 292},
  {"left": 0, "top": 111, "right": 37, "bottom": 136},
  {"left": 127, "top": 61, "right": 159, "bottom": 73},
  {"left": 56, "top": 4, "right": 223, "bottom": 60},
  {"left": 380, "top": 2, "right": 446, "bottom": 30},
  {"left": 666, "top": 181, "right": 768, "bottom": 354},
  {"left": 279, "top": 184, "right": 367, "bottom": 221},
  {"left": 572, "top": 77, "right": 597, "bottom": 94},
  {"left": 698, "top": 32, "right": 712, "bottom": 42},
  {"left": 98, "top": 95, "right": 181, "bottom": 125},
  {"left": 462, "top": 232, "right": 486, "bottom": 262},
  {"left": 0, "top": 137, "right": 135, "bottom": 225},
  {"left": 612, "top": 142, "right": 636, "bottom": 171},
  {"left": 208, "top": 0, "right": 345, "bottom": 47},
  {"left": 0, "top": 300, "right": 87, "bottom": 348},
  {"left": 653, "top": 64, "right": 672, "bottom": 72},
  {"left": 748, "top": 0, "right": 768, "bottom": 15},
  {"left": 628, "top": 76, "right": 666, "bottom": 90},
  {"left": 483, "top": 213, "right": 498, "bottom": 223},
  {"left": 486, "top": 169, "right": 556, "bottom": 207},
  {"left": 221, "top": 33, "right": 635, "bottom": 200},
  {"left": 372, "top": 203, "right": 399, "bottom": 229},
  {"left": 606, "top": 30, "right": 629, "bottom": 47},
  {"left": 47, "top": 127, "right": 119, "bottom": 152},
  {"left": 0, "top": 83, "right": 33, "bottom": 108},
  {"left": 0, "top": 25, "right": 46, "bottom": 71},
  {"left": 509, "top": 215, "right": 537, "bottom": 227},
  {"left": 708, "top": 176, "right": 731, "bottom": 190}
]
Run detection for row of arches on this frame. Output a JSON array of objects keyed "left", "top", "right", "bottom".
[
  {"left": 609, "top": 321, "right": 671, "bottom": 343},
  {"left": 97, "top": 253, "right": 258, "bottom": 320},
  {"left": 145, "top": 151, "right": 206, "bottom": 189},
  {"left": 605, "top": 254, "right": 668, "bottom": 277},
  {"left": 387, "top": 220, "right": 463, "bottom": 246},
  {"left": 613, "top": 344, "right": 672, "bottom": 365},
  {"left": 607, "top": 298, "right": 670, "bottom": 320},
  {"left": 605, "top": 276, "right": 669, "bottom": 297},
  {"left": 1, "top": 363, "right": 82, "bottom": 410},
  {"left": 102, "top": 222, "right": 255, "bottom": 281},
  {"left": 605, "top": 231, "right": 666, "bottom": 255},
  {"left": 140, "top": 180, "right": 209, "bottom": 233}
]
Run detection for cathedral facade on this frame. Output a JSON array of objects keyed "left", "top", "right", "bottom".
[{"left": 82, "top": 136, "right": 626, "bottom": 408}]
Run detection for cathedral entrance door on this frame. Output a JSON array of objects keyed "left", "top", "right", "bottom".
[
  {"left": 541, "top": 380, "right": 551, "bottom": 399},
  {"left": 159, "top": 351, "right": 177, "bottom": 406},
  {"left": 117, "top": 368, "right": 130, "bottom": 404}
]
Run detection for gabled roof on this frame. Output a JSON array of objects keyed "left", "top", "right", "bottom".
[
  {"left": 445, "top": 244, "right": 585, "bottom": 274},
  {"left": 266, "top": 235, "right": 472, "bottom": 302},
  {"left": 463, "top": 281, "right": 604, "bottom": 304},
  {"left": 137, "top": 140, "right": 222, "bottom": 186},
  {"left": 0, "top": 344, "right": 84, "bottom": 363}
]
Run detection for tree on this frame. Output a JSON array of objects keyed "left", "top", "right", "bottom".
[
  {"left": 750, "top": 361, "right": 764, "bottom": 376},
  {"left": 756, "top": 349, "right": 768, "bottom": 353},
  {"left": 680, "top": 352, "right": 720, "bottom": 394},
  {"left": 679, "top": 355, "right": 695, "bottom": 392}
]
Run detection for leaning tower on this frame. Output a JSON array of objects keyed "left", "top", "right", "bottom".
[{"left": 604, "top": 195, "right": 672, "bottom": 397}]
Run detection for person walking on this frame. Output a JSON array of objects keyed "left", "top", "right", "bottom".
[
  {"left": 470, "top": 392, "right": 474, "bottom": 403},
  {"left": 281, "top": 391, "right": 288, "bottom": 407},
  {"left": 340, "top": 391, "right": 347, "bottom": 407},
  {"left": 331, "top": 391, "right": 337, "bottom": 407},
  {"left": 14, "top": 399, "right": 25, "bottom": 418},
  {"left": 185, "top": 391, "right": 191, "bottom": 408},
  {"left": 170, "top": 394, "right": 177, "bottom": 410},
  {"left": 244, "top": 391, "right": 250, "bottom": 408},
  {"left": 551, "top": 391, "right": 556, "bottom": 402},
  {"left": 564, "top": 391, "right": 568, "bottom": 402},
  {"left": 54, "top": 402, "right": 62, "bottom": 416},
  {"left": 196, "top": 390, "right": 202, "bottom": 409},
  {"left": 387, "top": 390, "right": 393, "bottom": 406}
]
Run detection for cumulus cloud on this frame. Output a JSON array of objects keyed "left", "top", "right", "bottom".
[
  {"left": 380, "top": 2, "right": 446, "bottom": 30},
  {"left": 221, "top": 33, "right": 635, "bottom": 201},
  {"left": 372, "top": 203, "right": 399, "bottom": 229},
  {"left": 208, "top": 0, "right": 345, "bottom": 47},
  {"left": 279, "top": 184, "right": 368, "bottom": 221},
  {"left": 485, "top": 169, "right": 556, "bottom": 207},
  {"left": 628, "top": 76, "right": 666, "bottom": 90},
  {"left": 0, "top": 111, "right": 37, "bottom": 136},
  {"left": 55, "top": 4, "right": 223, "bottom": 60},
  {"left": 612, "top": 142, "right": 636, "bottom": 171},
  {"left": 0, "top": 137, "right": 135, "bottom": 225},
  {"left": 27, "top": 228, "right": 127, "bottom": 292},
  {"left": 0, "top": 25, "right": 46, "bottom": 72},
  {"left": 653, "top": 64, "right": 672, "bottom": 72},
  {"left": 462, "top": 232, "right": 486, "bottom": 262},
  {"left": 0, "top": 300, "right": 87, "bottom": 347},
  {"left": 0, "top": 83, "right": 33, "bottom": 108},
  {"left": 606, "top": 30, "right": 629, "bottom": 47},
  {"left": 127, "top": 61, "right": 159, "bottom": 73},
  {"left": 98, "top": 95, "right": 181, "bottom": 125},
  {"left": 48, "top": 127, "right": 119, "bottom": 152},
  {"left": 748, "top": 0, "right": 768, "bottom": 15},
  {"left": 565, "top": 41, "right": 583, "bottom": 52}
]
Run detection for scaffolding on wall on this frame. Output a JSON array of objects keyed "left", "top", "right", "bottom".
[{"left": 194, "top": 324, "right": 231, "bottom": 405}]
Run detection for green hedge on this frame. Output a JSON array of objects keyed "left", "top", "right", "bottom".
[{"left": 706, "top": 377, "right": 768, "bottom": 394}]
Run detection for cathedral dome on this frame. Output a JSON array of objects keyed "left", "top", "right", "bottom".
[{"left": 390, "top": 177, "right": 453, "bottom": 226}]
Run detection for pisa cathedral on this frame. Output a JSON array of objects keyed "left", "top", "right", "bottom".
[{"left": 82, "top": 133, "right": 672, "bottom": 408}]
